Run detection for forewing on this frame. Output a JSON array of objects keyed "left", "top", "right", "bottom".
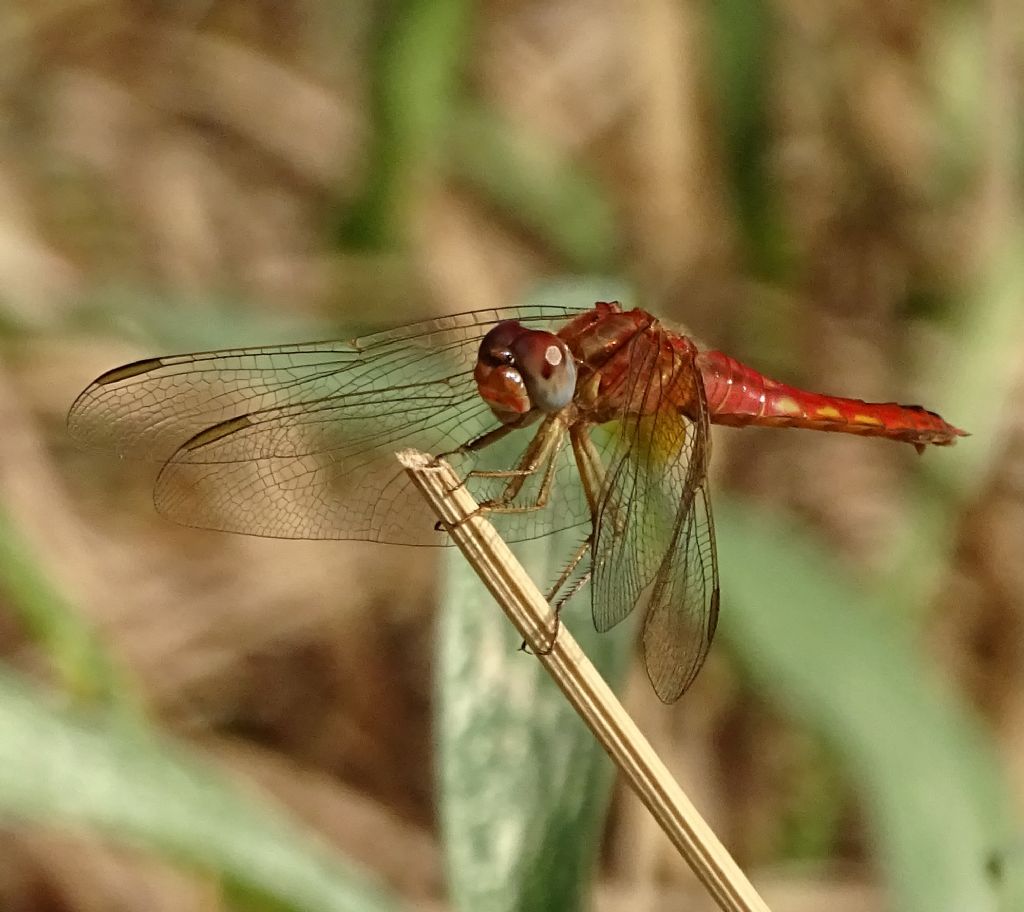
[
  {"left": 68, "top": 305, "right": 591, "bottom": 543},
  {"left": 589, "top": 338, "right": 720, "bottom": 701}
]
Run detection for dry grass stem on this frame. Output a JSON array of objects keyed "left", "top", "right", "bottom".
[{"left": 397, "top": 449, "right": 771, "bottom": 912}]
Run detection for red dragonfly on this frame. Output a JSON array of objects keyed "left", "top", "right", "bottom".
[{"left": 68, "top": 301, "right": 965, "bottom": 701}]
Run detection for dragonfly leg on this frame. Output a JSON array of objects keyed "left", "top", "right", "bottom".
[
  {"left": 434, "top": 417, "right": 566, "bottom": 531},
  {"left": 477, "top": 420, "right": 565, "bottom": 514},
  {"left": 562, "top": 423, "right": 616, "bottom": 612},
  {"left": 524, "top": 561, "right": 595, "bottom": 654},
  {"left": 434, "top": 423, "right": 516, "bottom": 464},
  {"left": 569, "top": 423, "right": 606, "bottom": 520},
  {"left": 570, "top": 423, "right": 629, "bottom": 537},
  {"left": 522, "top": 535, "right": 594, "bottom": 656},
  {"left": 433, "top": 424, "right": 517, "bottom": 497},
  {"left": 435, "top": 420, "right": 544, "bottom": 497},
  {"left": 466, "top": 415, "right": 558, "bottom": 488},
  {"left": 466, "top": 467, "right": 536, "bottom": 479},
  {"left": 544, "top": 536, "right": 592, "bottom": 603}
]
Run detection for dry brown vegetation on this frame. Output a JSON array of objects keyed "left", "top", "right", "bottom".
[{"left": 0, "top": 1, "right": 1022, "bottom": 910}]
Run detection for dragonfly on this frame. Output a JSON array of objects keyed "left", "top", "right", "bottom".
[{"left": 68, "top": 301, "right": 965, "bottom": 702}]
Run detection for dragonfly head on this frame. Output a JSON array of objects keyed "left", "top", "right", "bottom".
[{"left": 474, "top": 321, "right": 577, "bottom": 423}]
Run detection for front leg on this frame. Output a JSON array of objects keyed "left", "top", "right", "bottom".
[
  {"left": 435, "top": 423, "right": 516, "bottom": 463},
  {"left": 435, "top": 416, "right": 567, "bottom": 530},
  {"left": 478, "top": 421, "right": 567, "bottom": 516}
]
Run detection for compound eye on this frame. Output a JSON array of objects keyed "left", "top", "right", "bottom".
[
  {"left": 511, "top": 331, "right": 577, "bottom": 414},
  {"left": 477, "top": 321, "right": 522, "bottom": 367},
  {"left": 474, "top": 321, "right": 532, "bottom": 420}
]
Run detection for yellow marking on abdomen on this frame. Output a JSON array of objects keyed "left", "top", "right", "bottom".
[
  {"left": 815, "top": 405, "right": 842, "bottom": 420},
  {"left": 853, "top": 413, "right": 884, "bottom": 427},
  {"left": 776, "top": 396, "right": 802, "bottom": 416}
]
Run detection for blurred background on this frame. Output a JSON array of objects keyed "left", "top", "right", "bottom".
[{"left": 0, "top": 1, "right": 1022, "bottom": 911}]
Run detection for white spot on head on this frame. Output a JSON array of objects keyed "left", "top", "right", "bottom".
[{"left": 544, "top": 344, "right": 563, "bottom": 366}]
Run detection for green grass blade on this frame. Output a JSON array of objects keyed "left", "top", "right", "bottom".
[
  {"left": 450, "top": 106, "right": 619, "bottom": 272},
  {"left": 715, "top": 498, "right": 1023, "bottom": 912},
  {"left": 0, "top": 669, "right": 400, "bottom": 912},
  {"left": 338, "top": 0, "right": 473, "bottom": 250},
  {"left": 705, "top": 0, "right": 785, "bottom": 274},
  {"left": 437, "top": 534, "right": 632, "bottom": 912},
  {"left": 929, "top": 232, "right": 1024, "bottom": 491},
  {"left": 0, "top": 506, "right": 134, "bottom": 710}
]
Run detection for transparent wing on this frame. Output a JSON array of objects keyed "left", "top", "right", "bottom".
[
  {"left": 589, "top": 335, "right": 720, "bottom": 702},
  {"left": 68, "top": 305, "right": 592, "bottom": 544},
  {"left": 639, "top": 456, "right": 719, "bottom": 703}
]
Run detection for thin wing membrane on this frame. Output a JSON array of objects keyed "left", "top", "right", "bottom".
[
  {"left": 69, "top": 306, "right": 580, "bottom": 460},
  {"left": 68, "top": 305, "right": 592, "bottom": 543},
  {"left": 589, "top": 333, "right": 720, "bottom": 701},
  {"left": 641, "top": 469, "right": 719, "bottom": 702}
]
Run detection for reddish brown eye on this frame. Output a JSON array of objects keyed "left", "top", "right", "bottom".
[
  {"left": 510, "top": 330, "right": 577, "bottom": 414},
  {"left": 477, "top": 321, "right": 521, "bottom": 367},
  {"left": 474, "top": 322, "right": 577, "bottom": 421},
  {"left": 474, "top": 321, "right": 532, "bottom": 420}
]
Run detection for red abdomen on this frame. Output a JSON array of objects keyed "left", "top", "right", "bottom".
[{"left": 696, "top": 350, "right": 966, "bottom": 450}]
